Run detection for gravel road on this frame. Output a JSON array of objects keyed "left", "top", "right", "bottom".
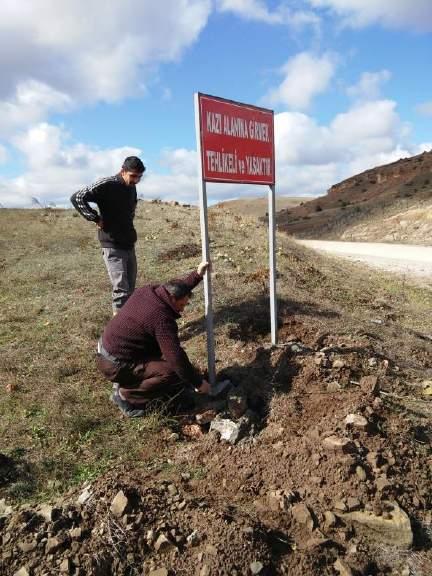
[{"left": 296, "top": 240, "right": 432, "bottom": 279}]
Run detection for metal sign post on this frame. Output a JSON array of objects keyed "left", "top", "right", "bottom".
[
  {"left": 268, "top": 184, "right": 277, "bottom": 345},
  {"left": 194, "top": 93, "right": 216, "bottom": 385},
  {"left": 194, "top": 92, "right": 277, "bottom": 385}
]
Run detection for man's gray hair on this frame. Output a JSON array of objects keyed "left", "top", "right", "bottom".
[{"left": 164, "top": 281, "right": 194, "bottom": 300}]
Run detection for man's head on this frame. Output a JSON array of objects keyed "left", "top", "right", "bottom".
[
  {"left": 164, "top": 281, "right": 193, "bottom": 313},
  {"left": 121, "top": 156, "right": 146, "bottom": 186}
]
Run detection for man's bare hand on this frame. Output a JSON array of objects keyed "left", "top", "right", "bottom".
[
  {"left": 196, "top": 379, "right": 210, "bottom": 394},
  {"left": 197, "top": 261, "right": 211, "bottom": 277},
  {"left": 96, "top": 218, "right": 104, "bottom": 229}
]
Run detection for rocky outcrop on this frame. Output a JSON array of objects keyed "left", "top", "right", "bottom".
[{"left": 276, "top": 149, "right": 432, "bottom": 243}]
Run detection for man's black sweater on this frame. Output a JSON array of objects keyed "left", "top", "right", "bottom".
[{"left": 70, "top": 174, "right": 137, "bottom": 248}]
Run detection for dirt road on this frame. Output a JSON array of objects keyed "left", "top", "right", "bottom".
[{"left": 296, "top": 240, "right": 432, "bottom": 279}]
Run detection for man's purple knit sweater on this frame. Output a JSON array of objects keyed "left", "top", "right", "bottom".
[{"left": 102, "top": 271, "right": 203, "bottom": 388}]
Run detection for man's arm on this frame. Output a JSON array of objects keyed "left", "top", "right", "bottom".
[
  {"left": 70, "top": 180, "right": 105, "bottom": 223},
  {"left": 132, "top": 187, "right": 138, "bottom": 219},
  {"left": 168, "top": 261, "right": 210, "bottom": 292},
  {"left": 155, "top": 319, "right": 202, "bottom": 388}
]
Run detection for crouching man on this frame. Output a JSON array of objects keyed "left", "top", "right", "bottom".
[{"left": 96, "top": 261, "right": 210, "bottom": 417}]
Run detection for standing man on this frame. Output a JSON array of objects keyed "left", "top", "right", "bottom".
[
  {"left": 71, "top": 156, "right": 146, "bottom": 314},
  {"left": 96, "top": 261, "right": 211, "bottom": 417}
]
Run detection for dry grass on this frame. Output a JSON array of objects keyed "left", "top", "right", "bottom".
[
  {"left": 0, "top": 202, "right": 431, "bottom": 502},
  {"left": 212, "top": 195, "right": 312, "bottom": 219}
]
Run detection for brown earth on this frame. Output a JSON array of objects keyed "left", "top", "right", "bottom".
[
  {"left": 2, "top": 317, "right": 431, "bottom": 575},
  {"left": 1, "top": 203, "right": 431, "bottom": 575},
  {"left": 275, "top": 150, "right": 432, "bottom": 245}
]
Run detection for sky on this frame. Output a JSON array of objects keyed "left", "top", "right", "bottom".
[{"left": 0, "top": 0, "right": 431, "bottom": 208}]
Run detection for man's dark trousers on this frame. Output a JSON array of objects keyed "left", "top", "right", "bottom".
[{"left": 97, "top": 354, "right": 182, "bottom": 405}]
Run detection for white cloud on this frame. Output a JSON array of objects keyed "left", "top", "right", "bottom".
[
  {"left": 125, "top": 118, "right": 423, "bottom": 200},
  {"left": 13, "top": 123, "right": 69, "bottom": 170},
  {"left": 330, "top": 100, "right": 403, "bottom": 152},
  {"left": 0, "top": 123, "right": 142, "bottom": 207},
  {"left": 275, "top": 112, "right": 339, "bottom": 165},
  {"left": 217, "top": 0, "right": 281, "bottom": 23},
  {"left": 0, "top": 93, "right": 418, "bottom": 208},
  {"left": 0, "top": 80, "right": 72, "bottom": 139},
  {"left": 307, "top": 0, "right": 432, "bottom": 32},
  {"left": 141, "top": 173, "right": 197, "bottom": 203},
  {"left": 347, "top": 70, "right": 391, "bottom": 101},
  {"left": 275, "top": 99, "right": 406, "bottom": 165},
  {"left": 275, "top": 107, "right": 400, "bottom": 172},
  {"left": 416, "top": 101, "right": 432, "bottom": 117},
  {"left": 145, "top": 149, "right": 263, "bottom": 204},
  {"left": 418, "top": 142, "right": 432, "bottom": 152},
  {"left": 216, "top": 0, "right": 320, "bottom": 30},
  {"left": 0, "top": 145, "right": 7, "bottom": 164},
  {"left": 0, "top": 124, "right": 242, "bottom": 207},
  {"left": 0, "top": 0, "right": 212, "bottom": 201},
  {"left": 0, "top": 0, "right": 211, "bottom": 106},
  {"left": 159, "top": 148, "right": 198, "bottom": 176},
  {"left": 265, "top": 52, "right": 337, "bottom": 110},
  {"left": 273, "top": 97, "right": 415, "bottom": 196}
]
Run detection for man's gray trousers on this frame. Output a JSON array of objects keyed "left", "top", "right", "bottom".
[{"left": 102, "top": 247, "right": 137, "bottom": 312}]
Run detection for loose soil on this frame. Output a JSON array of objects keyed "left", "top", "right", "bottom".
[{"left": 2, "top": 321, "right": 431, "bottom": 575}]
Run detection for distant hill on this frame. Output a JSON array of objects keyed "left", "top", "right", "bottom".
[
  {"left": 276, "top": 150, "right": 432, "bottom": 245},
  {"left": 213, "top": 196, "right": 313, "bottom": 218}
]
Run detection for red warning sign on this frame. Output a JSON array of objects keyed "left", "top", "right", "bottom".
[{"left": 197, "top": 93, "right": 275, "bottom": 185}]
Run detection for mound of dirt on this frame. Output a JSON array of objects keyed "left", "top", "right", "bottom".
[
  {"left": 177, "top": 330, "right": 431, "bottom": 575},
  {"left": 159, "top": 243, "right": 202, "bottom": 262},
  {"left": 1, "top": 470, "right": 272, "bottom": 576}
]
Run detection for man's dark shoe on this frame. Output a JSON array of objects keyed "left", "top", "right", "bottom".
[{"left": 110, "top": 391, "right": 146, "bottom": 418}]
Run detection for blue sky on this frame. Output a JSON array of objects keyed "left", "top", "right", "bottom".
[{"left": 0, "top": 0, "right": 431, "bottom": 207}]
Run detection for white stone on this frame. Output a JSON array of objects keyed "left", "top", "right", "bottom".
[
  {"left": 210, "top": 418, "right": 244, "bottom": 444},
  {"left": 77, "top": 487, "right": 92, "bottom": 506},
  {"left": 0, "top": 498, "right": 13, "bottom": 516},
  {"left": 335, "top": 501, "right": 412, "bottom": 549},
  {"left": 110, "top": 490, "right": 129, "bottom": 517},
  {"left": 250, "top": 561, "right": 264, "bottom": 574},
  {"left": 154, "top": 534, "right": 177, "bottom": 553},
  {"left": 344, "top": 414, "right": 368, "bottom": 429},
  {"left": 334, "top": 558, "right": 354, "bottom": 576},
  {"left": 322, "top": 435, "right": 355, "bottom": 453}
]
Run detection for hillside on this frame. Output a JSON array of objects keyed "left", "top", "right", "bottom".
[
  {"left": 276, "top": 151, "right": 432, "bottom": 244},
  {"left": 213, "top": 196, "right": 312, "bottom": 219},
  {"left": 0, "top": 203, "right": 431, "bottom": 575}
]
